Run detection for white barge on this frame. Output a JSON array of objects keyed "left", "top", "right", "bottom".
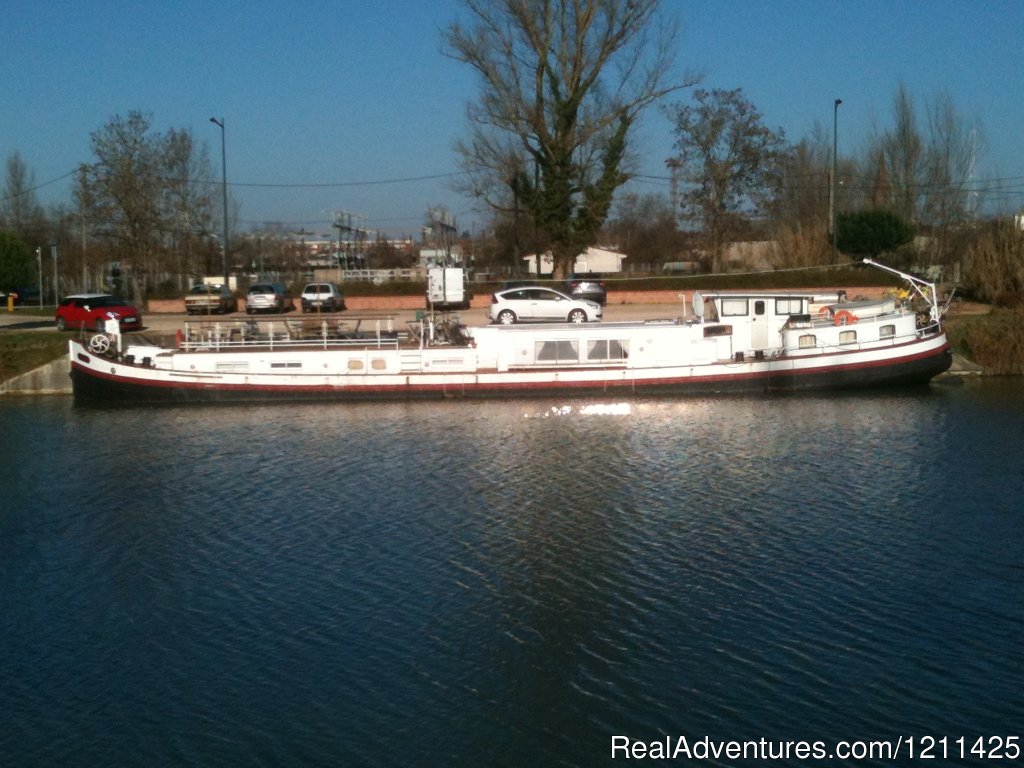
[{"left": 68, "top": 261, "right": 952, "bottom": 404}]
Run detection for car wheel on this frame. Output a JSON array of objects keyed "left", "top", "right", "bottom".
[
  {"left": 497, "top": 309, "right": 517, "bottom": 325},
  {"left": 568, "top": 309, "right": 587, "bottom": 323},
  {"left": 56, "top": 317, "right": 67, "bottom": 331}
]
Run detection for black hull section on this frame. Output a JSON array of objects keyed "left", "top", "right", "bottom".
[{"left": 71, "top": 346, "right": 953, "bottom": 405}]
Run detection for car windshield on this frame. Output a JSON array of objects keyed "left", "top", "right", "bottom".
[
  {"left": 249, "top": 285, "right": 272, "bottom": 293},
  {"left": 189, "top": 286, "right": 212, "bottom": 294}
]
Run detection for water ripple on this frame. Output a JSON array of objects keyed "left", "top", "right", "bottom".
[{"left": 2, "top": 387, "right": 1023, "bottom": 766}]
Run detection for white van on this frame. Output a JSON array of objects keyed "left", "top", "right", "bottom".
[{"left": 301, "top": 282, "right": 346, "bottom": 313}]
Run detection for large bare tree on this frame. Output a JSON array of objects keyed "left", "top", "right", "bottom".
[
  {"left": 666, "top": 88, "right": 788, "bottom": 272},
  {"left": 444, "top": 0, "right": 694, "bottom": 278},
  {"left": 866, "top": 85, "right": 984, "bottom": 266},
  {"left": 75, "top": 111, "right": 215, "bottom": 295},
  {"left": 1, "top": 152, "right": 47, "bottom": 245}
]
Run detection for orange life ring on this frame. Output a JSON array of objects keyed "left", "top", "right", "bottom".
[
  {"left": 833, "top": 309, "right": 858, "bottom": 326},
  {"left": 818, "top": 306, "right": 831, "bottom": 317}
]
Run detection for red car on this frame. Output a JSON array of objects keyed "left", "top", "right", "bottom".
[{"left": 55, "top": 293, "right": 142, "bottom": 332}]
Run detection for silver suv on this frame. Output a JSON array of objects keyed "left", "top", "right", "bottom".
[
  {"left": 301, "top": 282, "right": 346, "bottom": 313},
  {"left": 246, "top": 282, "right": 290, "bottom": 314}
]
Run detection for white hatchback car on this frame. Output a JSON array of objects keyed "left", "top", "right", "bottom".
[{"left": 489, "top": 287, "right": 602, "bottom": 324}]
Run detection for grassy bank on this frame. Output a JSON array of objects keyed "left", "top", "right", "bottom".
[
  {"left": 944, "top": 307, "right": 1024, "bottom": 375},
  {"left": 0, "top": 331, "right": 69, "bottom": 382}
]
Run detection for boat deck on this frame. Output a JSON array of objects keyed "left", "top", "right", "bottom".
[{"left": 174, "top": 314, "right": 466, "bottom": 352}]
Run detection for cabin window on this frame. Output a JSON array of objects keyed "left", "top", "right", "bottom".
[
  {"left": 216, "top": 361, "right": 249, "bottom": 372},
  {"left": 586, "top": 339, "right": 629, "bottom": 362},
  {"left": 535, "top": 339, "right": 578, "bottom": 363},
  {"left": 347, "top": 359, "right": 364, "bottom": 371},
  {"left": 839, "top": 330, "right": 857, "bottom": 345},
  {"left": 371, "top": 358, "right": 388, "bottom": 370},
  {"left": 798, "top": 334, "right": 817, "bottom": 349},
  {"left": 880, "top": 324, "right": 896, "bottom": 339},
  {"left": 776, "top": 298, "right": 803, "bottom": 315},
  {"left": 754, "top": 300, "right": 766, "bottom": 316},
  {"left": 721, "top": 298, "right": 749, "bottom": 316},
  {"left": 270, "top": 361, "right": 301, "bottom": 369}
]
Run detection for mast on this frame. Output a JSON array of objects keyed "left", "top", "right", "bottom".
[{"left": 862, "top": 258, "right": 941, "bottom": 323}]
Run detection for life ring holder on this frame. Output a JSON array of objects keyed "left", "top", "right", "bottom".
[
  {"left": 818, "top": 306, "right": 832, "bottom": 318},
  {"left": 833, "top": 309, "right": 859, "bottom": 326}
]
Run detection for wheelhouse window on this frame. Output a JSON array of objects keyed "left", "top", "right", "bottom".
[
  {"left": 535, "top": 339, "right": 579, "bottom": 363},
  {"left": 721, "top": 298, "right": 749, "bottom": 317},
  {"left": 775, "top": 298, "right": 803, "bottom": 315},
  {"left": 586, "top": 339, "right": 629, "bottom": 362}
]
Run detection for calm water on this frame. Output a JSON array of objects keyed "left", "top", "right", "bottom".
[{"left": 2, "top": 381, "right": 1022, "bottom": 767}]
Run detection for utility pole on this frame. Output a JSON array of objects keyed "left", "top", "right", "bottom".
[
  {"left": 209, "top": 117, "right": 230, "bottom": 287},
  {"left": 665, "top": 157, "right": 681, "bottom": 229},
  {"left": 831, "top": 98, "right": 842, "bottom": 265}
]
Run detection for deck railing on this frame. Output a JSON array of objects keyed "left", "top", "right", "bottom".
[{"left": 180, "top": 316, "right": 402, "bottom": 351}]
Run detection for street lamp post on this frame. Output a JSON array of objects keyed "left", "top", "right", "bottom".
[
  {"left": 51, "top": 243, "right": 58, "bottom": 304},
  {"left": 209, "top": 117, "right": 230, "bottom": 288},
  {"left": 831, "top": 98, "right": 842, "bottom": 265},
  {"left": 35, "top": 247, "right": 42, "bottom": 307}
]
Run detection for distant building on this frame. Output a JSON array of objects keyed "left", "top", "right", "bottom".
[
  {"left": 522, "top": 246, "right": 627, "bottom": 276},
  {"left": 419, "top": 246, "right": 464, "bottom": 268}
]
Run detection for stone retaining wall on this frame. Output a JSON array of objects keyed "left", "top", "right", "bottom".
[{"left": 0, "top": 356, "right": 71, "bottom": 395}]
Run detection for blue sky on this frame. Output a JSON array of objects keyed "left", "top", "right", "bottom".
[{"left": 3, "top": 0, "right": 1022, "bottom": 239}]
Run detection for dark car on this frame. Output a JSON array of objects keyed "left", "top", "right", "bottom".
[
  {"left": 55, "top": 294, "right": 143, "bottom": 332},
  {"left": 565, "top": 273, "right": 607, "bottom": 306},
  {"left": 2, "top": 287, "right": 40, "bottom": 306},
  {"left": 500, "top": 279, "right": 542, "bottom": 291}
]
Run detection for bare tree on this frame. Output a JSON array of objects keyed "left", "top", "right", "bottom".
[
  {"left": 866, "top": 86, "right": 984, "bottom": 266},
  {"left": 76, "top": 112, "right": 165, "bottom": 283},
  {"left": 75, "top": 112, "right": 215, "bottom": 296},
  {"left": 922, "top": 93, "right": 984, "bottom": 263},
  {"left": 162, "top": 127, "right": 215, "bottom": 287},
  {"left": 1, "top": 152, "right": 47, "bottom": 245},
  {"left": 444, "top": 0, "right": 695, "bottom": 278},
  {"left": 665, "top": 88, "right": 788, "bottom": 272},
  {"left": 875, "top": 84, "right": 924, "bottom": 223},
  {"left": 604, "top": 191, "right": 681, "bottom": 269},
  {"left": 771, "top": 132, "right": 830, "bottom": 268}
]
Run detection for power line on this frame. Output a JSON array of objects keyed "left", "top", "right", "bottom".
[
  {"left": 0, "top": 169, "right": 77, "bottom": 203},
  {"left": 188, "top": 171, "right": 465, "bottom": 189}
]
